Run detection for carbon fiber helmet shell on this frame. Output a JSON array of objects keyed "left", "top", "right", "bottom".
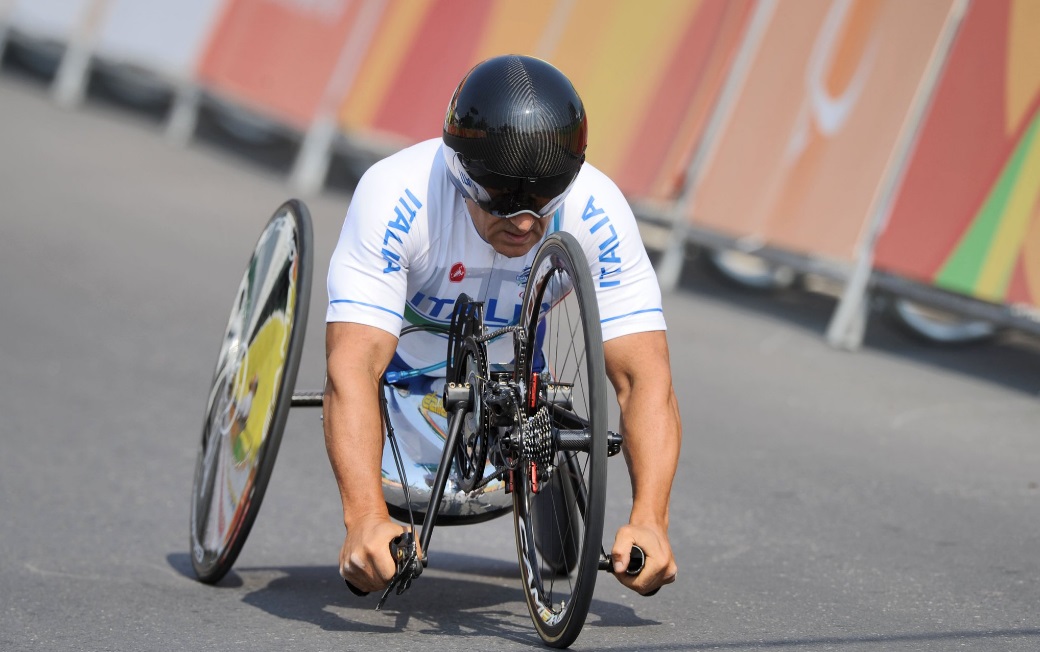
[{"left": 443, "top": 55, "right": 588, "bottom": 218}]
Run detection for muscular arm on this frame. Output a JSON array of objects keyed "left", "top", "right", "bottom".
[
  {"left": 604, "top": 330, "right": 682, "bottom": 594},
  {"left": 324, "top": 321, "right": 406, "bottom": 592}
]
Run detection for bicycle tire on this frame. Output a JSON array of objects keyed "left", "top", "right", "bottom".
[
  {"left": 189, "top": 199, "right": 313, "bottom": 583},
  {"left": 512, "top": 232, "right": 607, "bottom": 648}
]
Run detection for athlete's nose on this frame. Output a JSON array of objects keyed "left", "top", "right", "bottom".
[{"left": 509, "top": 213, "right": 537, "bottom": 233}]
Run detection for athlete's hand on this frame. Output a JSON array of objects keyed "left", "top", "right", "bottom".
[
  {"left": 339, "top": 516, "right": 408, "bottom": 594},
  {"left": 611, "top": 523, "right": 677, "bottom": 596}
]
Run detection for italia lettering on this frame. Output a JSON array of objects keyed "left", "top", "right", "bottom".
[
  {"left": 380, "top": 189, "right": 423, "bottom": 274},
  {"left": 409, "top": 291, "right": 455, "bottom": 319},
  {"left": 408, "top": 291, "right": 523, "bottom": 325},
  {"left": 382, "top": 248, "right": 401, "bottom": 274},
  {"left": 485, "top": 298, "right": 523, "bottom": 326},
  {"left": 426, "top": 295, "right": 454, "bottom": 318},
  {"left": 599, "top": 266, "right": 621, "bottom": 287},
  {"left": 581, "top": 196, "right": 622, "bottom": 288},
  {"left": 410, "top": 266, "right": 531, "bottom": 326}
]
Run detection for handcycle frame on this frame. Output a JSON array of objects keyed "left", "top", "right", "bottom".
[{"left": 189, "top": 199, "right": 643, "bottom": 649}]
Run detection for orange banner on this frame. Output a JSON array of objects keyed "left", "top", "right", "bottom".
[
  {"left": 337, "top": 0, "right": 753, "bottom": 203},
  {"left": 686, "top": 0, "right": 955, "bottom": 264},
  {"left": 601, "top": 0, "right": 754, "bottom": 201},
  {"left": 875, "top": 0, "right": 1040, "bottom": 310},
  {"left": 195, "top": 0, "right": 366, "bottom": 129}
]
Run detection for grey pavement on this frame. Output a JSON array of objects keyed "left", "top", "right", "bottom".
[{"left": 2, "top": 66, "right": 1040, "bottom": 652}]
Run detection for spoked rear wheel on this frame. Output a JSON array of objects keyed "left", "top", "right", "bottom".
[
  {"left": 513, "top": 232, "right": 607, "bottom": 648},
  {"left": 189, "top": 200, "right": 313, "bottom": 583}
]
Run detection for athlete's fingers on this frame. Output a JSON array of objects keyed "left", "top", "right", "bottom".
[
  {"left": 611, "top": 524, "right": 676, "bottom": 595},
  {"left": 611, "top": 529, "right": 637, "bottom": 574},
  {"left": 340, "top": 520, "right": 407, "bottom": 593}
]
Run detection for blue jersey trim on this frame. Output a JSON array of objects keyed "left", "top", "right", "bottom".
[
  {"left": 329, "top": 299, "right": 404, "bottom": 320},
  {"left": 600, "top": 307, "right": 663, "bottom": 324}
]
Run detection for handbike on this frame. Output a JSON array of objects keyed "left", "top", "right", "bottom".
[{"left": 188, "top": 199, "right": 641, "bottom": 649}]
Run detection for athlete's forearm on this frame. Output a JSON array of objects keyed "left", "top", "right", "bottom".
[
  {"left": 323, "top": 323, "right": 398, "bottom": 530},
  {"left": 617, "top": 382, "right": 681, "bottom": 528},
  {"left": 604, "top": 331, "right": 682, "bottom": 529},
  {"left": 323, "top": 369, "right": 389, "bottom": 529}
]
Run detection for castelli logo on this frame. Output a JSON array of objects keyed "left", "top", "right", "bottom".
[{"left": 449, "top": 262, "right": 466, "bottom": 283}]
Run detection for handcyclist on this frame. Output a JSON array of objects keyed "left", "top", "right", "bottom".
[{"left": 323, "top": 55, "right": 681, "bottom": 598}]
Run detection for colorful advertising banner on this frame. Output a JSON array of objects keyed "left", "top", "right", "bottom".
[
  {"left": 874, "top": 0, "right": 1040, "bottom": 313},
  {"left": 551, "top": 0, "right": 755, "bottom": 202},
  {"left": 605, "top": 0, "right": 756, "bottom": 201},
  {"left": 194, "top": 0, "right": 368, "bottom": 129},
  {"left": 337, "top": 0, "right": 754, "bottom": 203},
  {"left": 685, "top": 0, "right": 955, "bottom": 265}
]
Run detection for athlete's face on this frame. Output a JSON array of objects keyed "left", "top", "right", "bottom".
[{"left": 466, "top": 200, "right": 549, "bottom": 258}]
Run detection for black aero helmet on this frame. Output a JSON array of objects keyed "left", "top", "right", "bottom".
[{"left": 443, "top": 55, "right": 587, "bottom": 219}]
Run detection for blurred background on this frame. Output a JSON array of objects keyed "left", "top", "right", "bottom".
[
  {"left": 3, "top": 0, "right": 1038, "bottom": 349},
  {"left": 3, "top": 2, "right": 1040, "bottom": 650}
]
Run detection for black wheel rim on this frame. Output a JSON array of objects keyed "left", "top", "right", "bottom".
[{"left": 513, "top": 233, "right": 606, "bottom": 647}]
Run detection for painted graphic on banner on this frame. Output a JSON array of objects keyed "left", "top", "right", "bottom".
[
  {"left": 336, "top": 0, "right": 754, "bottom": 204},
  {"left": 686, "top": 0, "right": 955, "bottom": 264},
  {"left": 875, "top": 0, "right": 1040, "bottom": 314},
  {"left": 195, "top": 0, "right": 362, "bottom": 128}
]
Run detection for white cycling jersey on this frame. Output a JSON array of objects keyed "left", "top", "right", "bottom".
[{"left": 326, "top": 138, "right": 666, "bottom": 374}]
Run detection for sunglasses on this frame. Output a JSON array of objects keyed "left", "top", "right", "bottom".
[{"left": 445, "top": 148, "right": 581, "bottom": 219}]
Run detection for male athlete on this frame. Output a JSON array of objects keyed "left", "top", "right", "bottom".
[{"left": 324, "top": 55, "right": 681, "bottom": 597}]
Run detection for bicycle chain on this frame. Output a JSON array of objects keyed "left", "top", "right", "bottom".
[
  {"left": 476, "top": 324, "right": 527, "bottom": 387},
  {"left": 475, "top": 324, "right": 525, "bottom": 344}
]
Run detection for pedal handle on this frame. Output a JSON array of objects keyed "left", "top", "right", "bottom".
[
  {"left": 626, "top": 545, "right": 646, "bottom": 576},
  {"left": 344, "top": 533, "right": 413, "bottom": 598},
  {"left": 627, "top": 545, "right": 661, "bottom": 596}
]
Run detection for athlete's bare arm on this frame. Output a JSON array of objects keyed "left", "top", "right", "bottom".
[
  {"left": 604, "top": 330, "right": 682, "bottom": 595},
  {"left": 324, "top": 321, "right": 407, "bottom": 593}
]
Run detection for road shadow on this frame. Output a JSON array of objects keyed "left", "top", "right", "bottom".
[
  {"left": 671, "top": 248, "right": 1040, "bottom": 399},
  {"left": 166, "top": 551, "right": 244, "bottom": 587},
  {"left": 587, "top": 627, "right": 1040, "bottom": 651},
  {"left": 166, "top": 552, "right": 656, "bottom": 642}
]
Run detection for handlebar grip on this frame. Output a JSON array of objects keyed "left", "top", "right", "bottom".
[
  {"left": 344, "top": 533, "right": 412, "bottom": 598},
  {"left": 626, "top": 545, "right": 660, "bottom": 596},
  {"left": 626, "top": 545, "right": 646, "bottom": 575}
]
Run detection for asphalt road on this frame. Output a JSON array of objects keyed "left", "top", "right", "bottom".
[{"left": 2, "top": 68, "right": 1040, "bottom": 652}]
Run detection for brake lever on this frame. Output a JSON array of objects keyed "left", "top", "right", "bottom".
[{"left": 376, "top": 531, "right": 422, "bottom": 610}]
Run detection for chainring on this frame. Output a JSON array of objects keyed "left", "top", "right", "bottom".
[{"left": 454, "top": 335, "right": 491, "bottom": 492}]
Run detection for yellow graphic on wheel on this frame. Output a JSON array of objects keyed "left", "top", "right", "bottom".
[{"left": 230, "top": 313, "right": 290, "bottom": 466}]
